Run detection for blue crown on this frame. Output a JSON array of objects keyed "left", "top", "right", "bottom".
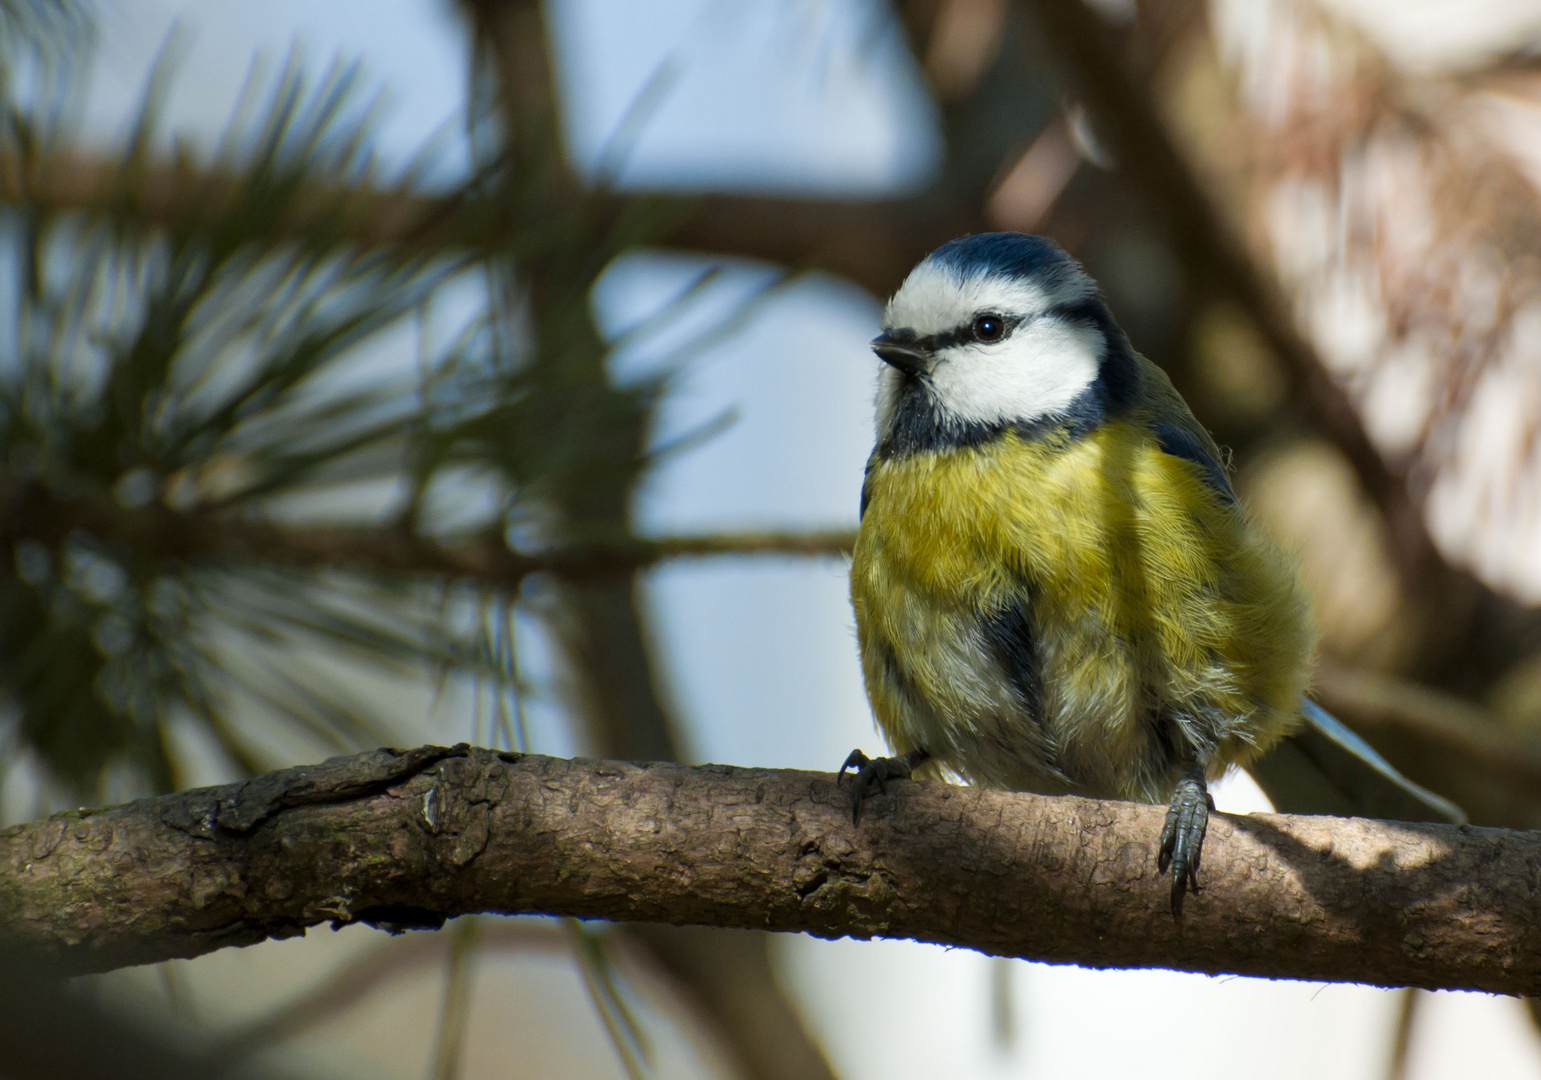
[{"left": 926, "top": 232, "right": 1082, "bottom": 286}]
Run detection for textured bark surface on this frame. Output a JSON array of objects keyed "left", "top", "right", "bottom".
[{"left": 3, "top": 744, "right": 1538, "bottom": 992}]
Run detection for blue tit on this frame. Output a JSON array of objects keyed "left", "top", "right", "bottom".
[{"left": 841, "top": 233, "right": 1462, "bottom": 914}]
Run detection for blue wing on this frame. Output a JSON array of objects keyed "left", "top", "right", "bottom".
[
  {"left": 1153, "top": 422, "right": 1236, "bottom": 504},
  {"left": 1249, "top": 699, "right": 1465, "bottom": 823}
]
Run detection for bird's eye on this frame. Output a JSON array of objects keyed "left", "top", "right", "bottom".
[{"left": 972, "top": 314, "right": 1006, "bottom": 343}]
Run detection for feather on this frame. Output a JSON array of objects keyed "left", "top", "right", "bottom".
[{"left": 1249, "top": 699, "right": 1466, "bottom": 823}]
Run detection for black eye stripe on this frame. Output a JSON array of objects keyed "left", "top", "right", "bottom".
[
  {"left": 884, "top": 304, "right": 1107, "bottom": 352},
  {"left": 900, "top": 314, "right": 1025, "bottom": 352}
]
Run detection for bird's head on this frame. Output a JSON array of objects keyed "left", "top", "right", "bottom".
[{"left": 872, "top": 233, "right": 1131, "bottom": 448}]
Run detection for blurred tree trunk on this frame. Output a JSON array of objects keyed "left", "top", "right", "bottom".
[{"left": 460, "top": 3, "right": 840, "bottom": 1078}]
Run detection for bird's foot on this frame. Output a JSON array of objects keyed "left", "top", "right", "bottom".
[
  {"left": 1157, "top": 763, "right": 1214, "bottom": 917},
  {"left": 837, "top": 748, "right": 930, "bottom": 824}
]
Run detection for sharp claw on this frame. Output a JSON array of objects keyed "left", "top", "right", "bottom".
[
  {"left": 1158, "top": 769, "right": 1212, "bottom": 918},
  {"left": 838, "top": 749, "right": 927, "bottom": 827},
  {"left": 849, "top": 763, "right": 883, "bottom": 824},
  {"left": 837, "top": 749, "right": 870, "bottom": 787}
]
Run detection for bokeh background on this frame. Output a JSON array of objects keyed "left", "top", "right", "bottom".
[{"left": 5, "top": 0, "right": 1541, "bottom": 1077}]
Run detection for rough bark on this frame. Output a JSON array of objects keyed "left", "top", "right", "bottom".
[{"left": 3, "top": 743, "right": 1537, "bottom": 995}]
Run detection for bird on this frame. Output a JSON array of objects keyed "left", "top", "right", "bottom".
[{"left": 841, "top": 232, "right": 1462, "bottom": 915}]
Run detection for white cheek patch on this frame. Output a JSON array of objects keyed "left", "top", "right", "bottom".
[
  {"left": 883, "top": 262, "right": 1095, "bottom": 336},
  {"left": 927, "top": 316, "right": 1105, "bottom": 427}
]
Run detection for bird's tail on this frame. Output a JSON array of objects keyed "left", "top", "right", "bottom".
[{"left": 1246, "top": 698, "right": 1465, "bottom": 824}]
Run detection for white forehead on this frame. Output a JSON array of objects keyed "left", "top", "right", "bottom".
[{"left": 882, "top": 259, "right": 1096, "bottom": 335}]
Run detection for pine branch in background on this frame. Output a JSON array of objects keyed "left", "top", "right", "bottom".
[
  {"left": 0, "top": 478, "right": 854, "bottom": 583},
  {"left": 1168, "top": 0, "right": 1541, "bottom": 696},
  {"left": 0, "top": 57, "right": 468, "bottom": 797},
  {"left": 0, "top": 36, "right": 771, "bottom": 806},
  {"left": 428, "top": 915, "right": 478, "bottom": 1080},
  {"left": 0, "top": 47, "right": 666, "bottom": 803}
]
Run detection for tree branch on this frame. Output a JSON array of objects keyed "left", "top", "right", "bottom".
[
  {"left": 4, "top": 744, "right": 1537, "bottom": 995},
  {"left": 659, "top": 193, "right": 979, "bottom": 296},
  {"left": 0, "top": 149, "right": 508, "bottom": 254},
  {"left": 0, "top": 475, "right": 852, "bottom": 583},
  {"left": 144, "top": 517, "right": 855, "bottom": 582},
  {"left": 0, "top": 149, "right": 962, "bottom": 298}
]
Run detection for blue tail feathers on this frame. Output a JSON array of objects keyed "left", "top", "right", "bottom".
[{"left": 1246, "top": 698, "right": 1465, "bottom": 824}]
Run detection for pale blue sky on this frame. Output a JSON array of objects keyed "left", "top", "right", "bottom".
[{"left": 79, "top": 0, "right": 939, "bottom": 191}]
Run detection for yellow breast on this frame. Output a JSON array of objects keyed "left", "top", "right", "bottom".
[{"left": 849, "top": 421, "right": 1316, "bottom": 802}]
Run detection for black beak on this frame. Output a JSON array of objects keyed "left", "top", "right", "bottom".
[{"left": 871, "top": 333, "right": 929, "bottom": 377}]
